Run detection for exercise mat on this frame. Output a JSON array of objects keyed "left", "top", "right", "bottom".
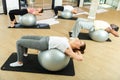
[
  {"left": 8, "top": 23, "right": 50, "bottom": 29},
  {"left": 1, "top": 53, "right": 75, "bottom": 76},
  {"left": 58, "top": 16, "right": 78, "bottom": 20}
]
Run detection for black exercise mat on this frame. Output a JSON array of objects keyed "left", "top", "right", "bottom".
[
  {"left": 1, "top": 53, "right": 75, "bottom": 76},
  {"left": 58, "top": 16, "right": 78, "bottom": 20},
  {"left": 69, "top": 32, "right": 111, "bottom": 42},
  {"left": 8, "top": 23, "right": 50, "bottom": 29}
]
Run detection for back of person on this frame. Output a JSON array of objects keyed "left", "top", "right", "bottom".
[
  {"left": 63, "top": 5, "right": 74, "bottom": 12},
  {"left": 94, "top": 20, "right": 111, "bottom": 31},
  {"left": 49, "top": 36, "right": 70, "bottom": 52}
]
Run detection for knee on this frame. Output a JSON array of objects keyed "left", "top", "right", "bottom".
[
  {"left": 76, "top": 18, "right": 82, "bottom": 22},
  {"left": 54, "top": 6, "right": 60, "bottom": 10},
  {"left": 9, "top": 11, "right": 11, "bottom": 15},
  {"left": 16, "top": 39, "right": 22, "bottom": 45},
  {"left": 20, "top": 36, "right": 27, "bottom": 39},
  {"left": 54, "top": 7, "right": 58, "bottom": 11},
  {"left": 9, "top": 10, "right": 14, "bottom": 15}
]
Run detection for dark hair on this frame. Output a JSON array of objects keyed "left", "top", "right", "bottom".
[
  {"left": 39, "top": 8, "right": 44, "bottom": 13},
  {"left": 79, "top": 43, "right": 86, "bottom": 54},
  {"left": 73, "top": 43, "right": 86, "bottom": 54},
  {"left": 110, "top": 24, "right": 119, "bottom": 32}
]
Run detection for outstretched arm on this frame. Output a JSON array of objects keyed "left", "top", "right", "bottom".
[{"left": 105, "top": 27, "right": 119, "bottom": 37}]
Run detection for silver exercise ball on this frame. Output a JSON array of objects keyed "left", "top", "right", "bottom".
[
  {"left": 38, "top": 49, "right": 70, "bottom": 71},
  {"left": 89, "top": 30, "right": 109, "bottom": 42},
  {"left": 61, "top": 10, "right": 73, "bottom": 19},
  {"left": 19, "top": 13, "right": 36, "bottom": 26}
]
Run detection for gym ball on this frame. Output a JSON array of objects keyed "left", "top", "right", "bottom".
[
  {"left": 61, "top": 10, "right": 73, "bottom": 19},
  {"left": 19, "top": 13, "right": 36, "bottom": 26},
  {"left": 38, "top": 49, "right": 70, "bottom": 71},
  {"left": 89, "top": 30, "right": 109, "bottom": 42}
]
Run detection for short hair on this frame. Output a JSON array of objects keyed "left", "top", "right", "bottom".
[
  {"left": 110, "top": 24, "right": 119, "bottom": 32},
  {"left": 39, "top": 8, "right": 44, "bottom": 13},
  {"left": 73, "top": 42, "right": 86, "bottom": 54},
  {"left": 79, "top": 43, "right": 86, "bottom": 54}
]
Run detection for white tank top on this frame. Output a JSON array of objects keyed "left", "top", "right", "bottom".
[{"left": 49, "top": 36, "right": 70, "bottom": 52}]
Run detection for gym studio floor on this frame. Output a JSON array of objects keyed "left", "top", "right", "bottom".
[{"left": 0, "top": 7, "right": 120, "bottom": 80}]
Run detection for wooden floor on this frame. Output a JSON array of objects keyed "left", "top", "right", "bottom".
[{"left": 0, "top": 7, "right": 120, "bottom": 80}]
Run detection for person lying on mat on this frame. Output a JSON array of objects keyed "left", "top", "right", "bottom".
[
  {"left": 53, "top": 5, "right": 77, "bottom": 19},
  {"left": 70, "top": 18, "right": 119, "bottom": 38},
  {"left": 8, "top": 7, "right": 44, "bottom": 28},
  {"left": 10, "top": 35, "right": 86, "bottom": 67}
]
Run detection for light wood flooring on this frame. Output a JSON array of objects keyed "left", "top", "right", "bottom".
[{"left": 0, "top": 7, "right": 120, "bottom": 80}]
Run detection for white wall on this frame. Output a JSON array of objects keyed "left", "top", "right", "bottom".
[
  {"left": 106, "top": 0, "right": 119, "bottom": 8},
  {"left": 54, "top": 0, "right": 62, "bottom": 6},
  {"left": 117, "top": 0, "right": 120, "bottom": 10},
  {"left": 79, "top": 0, "right": 84, "bottom": 7},
  {"left": 0, "top": 0, "right": 3, "bottom": 13},
  {"left": 6, "top": 0, "right": 19, "bottom": 13}
]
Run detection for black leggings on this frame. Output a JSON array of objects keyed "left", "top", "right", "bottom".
[
  {"left": 54, "top": 6, "right": 64, "bottom": 15},
  {"left": 9, "top": 9, "right": 28, "bottom": 21}
]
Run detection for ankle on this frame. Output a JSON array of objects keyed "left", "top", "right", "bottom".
[
  {"left": 10, "top": 24, "right": 15, "bottom": 27},
  {"left": 18, "top": 61, "right": 23, "bottom": 64}
]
